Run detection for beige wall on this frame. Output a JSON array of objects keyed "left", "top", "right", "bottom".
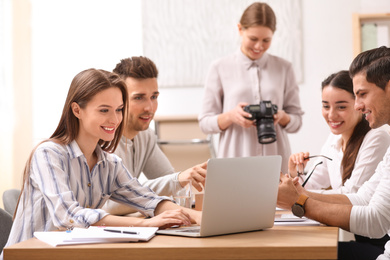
[
  {"left": 2, "top": 0, "right": 390, "bottom": 209},
  {"left": 0, "top": 0, "right": 32, "bottom": 208},
  {"left": 12, "top": 0, "right": 32, "bottom": 187}
]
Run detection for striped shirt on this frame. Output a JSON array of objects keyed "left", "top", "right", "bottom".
[{"left": 3, "top": 140, "right": 169, "bottom": 250}]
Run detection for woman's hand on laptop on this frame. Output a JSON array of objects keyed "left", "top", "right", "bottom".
[
  {"left": 153, "top": 201, "right": 202, "bottom": 228},
  {"left": 150, "top": 208, "right": 192, "bottom": 229}
]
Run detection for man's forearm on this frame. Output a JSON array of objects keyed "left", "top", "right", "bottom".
[
  {"left": 305, "top": 198, "right": 352, "bottom": 231},
  {"left": 306, "top": 190, "right": 352, "bottom": 205}
]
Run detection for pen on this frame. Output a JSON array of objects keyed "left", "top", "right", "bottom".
[{"left": 103, "top": 228, "right": 139, "bottom": 235}]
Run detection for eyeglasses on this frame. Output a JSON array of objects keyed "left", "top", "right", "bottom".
[
  {"left": 296, "top": 155, "right": 332, "bottom": 188},
  {"left": 304, "top": 155, "right": 332, "bottom": 161}
]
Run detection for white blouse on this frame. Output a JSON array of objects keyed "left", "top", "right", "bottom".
[
  {"left": 198, "top": 50, "right": 304, "bottom": 173},
  {"left": 304, "top": 126, "right": 390, "bottom": 194}
]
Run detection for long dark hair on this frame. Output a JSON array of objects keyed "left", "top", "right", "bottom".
[
  {"left": 14, "top": 69, "right": 128, "bottom": 219},
  {"left": 322, "top": 70, "right": 370, "bottom": 184}
]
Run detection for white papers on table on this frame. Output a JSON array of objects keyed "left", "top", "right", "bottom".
[
  {"left": 274, "top": 214, "right": 320, "bottom": 226},
  {"left": 34, "top": 226, "right": 158, "bottom": 247}
]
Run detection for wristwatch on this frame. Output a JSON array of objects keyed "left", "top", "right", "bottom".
[{"left": 291, "top": 194, "right": 309, "bottom": 218}]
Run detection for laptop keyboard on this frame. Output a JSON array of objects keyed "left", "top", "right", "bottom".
[{"left": 178, "top": 227, "right": 200, "bottom": 233}]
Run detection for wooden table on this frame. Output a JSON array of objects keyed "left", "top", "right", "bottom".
[{"left": 4, "top": 225, "right": 338, "bottom": 260}]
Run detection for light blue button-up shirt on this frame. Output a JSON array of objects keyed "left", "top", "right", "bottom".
[{"left": 2, "top": 140, "right": 168, "bottom": 252}]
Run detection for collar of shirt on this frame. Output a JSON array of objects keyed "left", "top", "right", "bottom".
[
  {"left": 236, "top": 49, "right": 269, "bottom": 70},
  {"left": 120, "top": 135, "right": 134, "bottom": 147},
  {"left": 67, "top": 140, "right": 107, "bottom": 168}
]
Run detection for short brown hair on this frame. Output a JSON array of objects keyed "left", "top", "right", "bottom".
[
  {"left": 349, "top": 46, "right": 390, "bottom": 90},
  {"left": 113, "top": 56, "right": 158, "bottom": 79},
  {"left": 239, "top": 2, "right": 276, "bottom": 32}
]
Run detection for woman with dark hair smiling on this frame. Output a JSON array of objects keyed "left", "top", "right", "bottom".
[
  {"left": 289, "top": 70, "right": 390, "bottom": 194},
  {"left": 288, "top": 70, "right": 390, "bottom": 258}
]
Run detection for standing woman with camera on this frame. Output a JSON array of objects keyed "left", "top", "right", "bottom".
[{"left": 198, "top": 2, "right": 303, "bottom": 172}]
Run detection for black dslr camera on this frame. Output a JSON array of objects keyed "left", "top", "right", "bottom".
[{"left": 243, "top": 101, "right": 278, "bottom": 144}]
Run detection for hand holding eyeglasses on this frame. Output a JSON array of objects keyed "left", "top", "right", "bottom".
[
  {"left": 288, "top": 152, "right": 310, "bottom": 177},
  {"left": 288, "top": 153, "right": 332, "bottom": 187}
]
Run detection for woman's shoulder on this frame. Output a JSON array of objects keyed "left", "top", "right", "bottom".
[
  {"left": 35, "top": 140, "right": 68, "bottom": 153},
  {"left": 36, "top": 140, "right": 112, "bottom": 160},
  {"left": 31, "top": 140, "right": 72, "bottom": 162},
  {"left": 210, "top": 52, "right": 239, "bottom": 68},
  {"left": 266, "top": 53, "right": 292, "bottom": 67}
]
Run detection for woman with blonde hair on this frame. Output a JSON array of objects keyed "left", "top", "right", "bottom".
[{"left": 199, "top": 2, "right": 303, "bottom": 172}]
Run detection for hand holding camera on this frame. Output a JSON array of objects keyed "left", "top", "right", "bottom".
[{"left": 243, "top": 101, "right": 278, "bottom": 144}]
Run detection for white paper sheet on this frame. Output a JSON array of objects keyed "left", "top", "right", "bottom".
[
  {"left": 274, "top": 214, "right": 320, "bottom": 226},
  {"left": 34, "top": 226, "right": 158, "bottom": 247}
]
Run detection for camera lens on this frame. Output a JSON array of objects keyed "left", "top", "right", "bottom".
[
  {"left": 259, "top": 135, "right": 276, "bottom": 144},
  {"left": 258, "top": 118, "right": 277, "bottom": 144},
  {"left": 245, "top": 101, "right": 277, "bottom": 144}
]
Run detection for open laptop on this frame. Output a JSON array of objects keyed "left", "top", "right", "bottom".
[{"left": 156, "top": 155, "right": 282, "bottom": 237}]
